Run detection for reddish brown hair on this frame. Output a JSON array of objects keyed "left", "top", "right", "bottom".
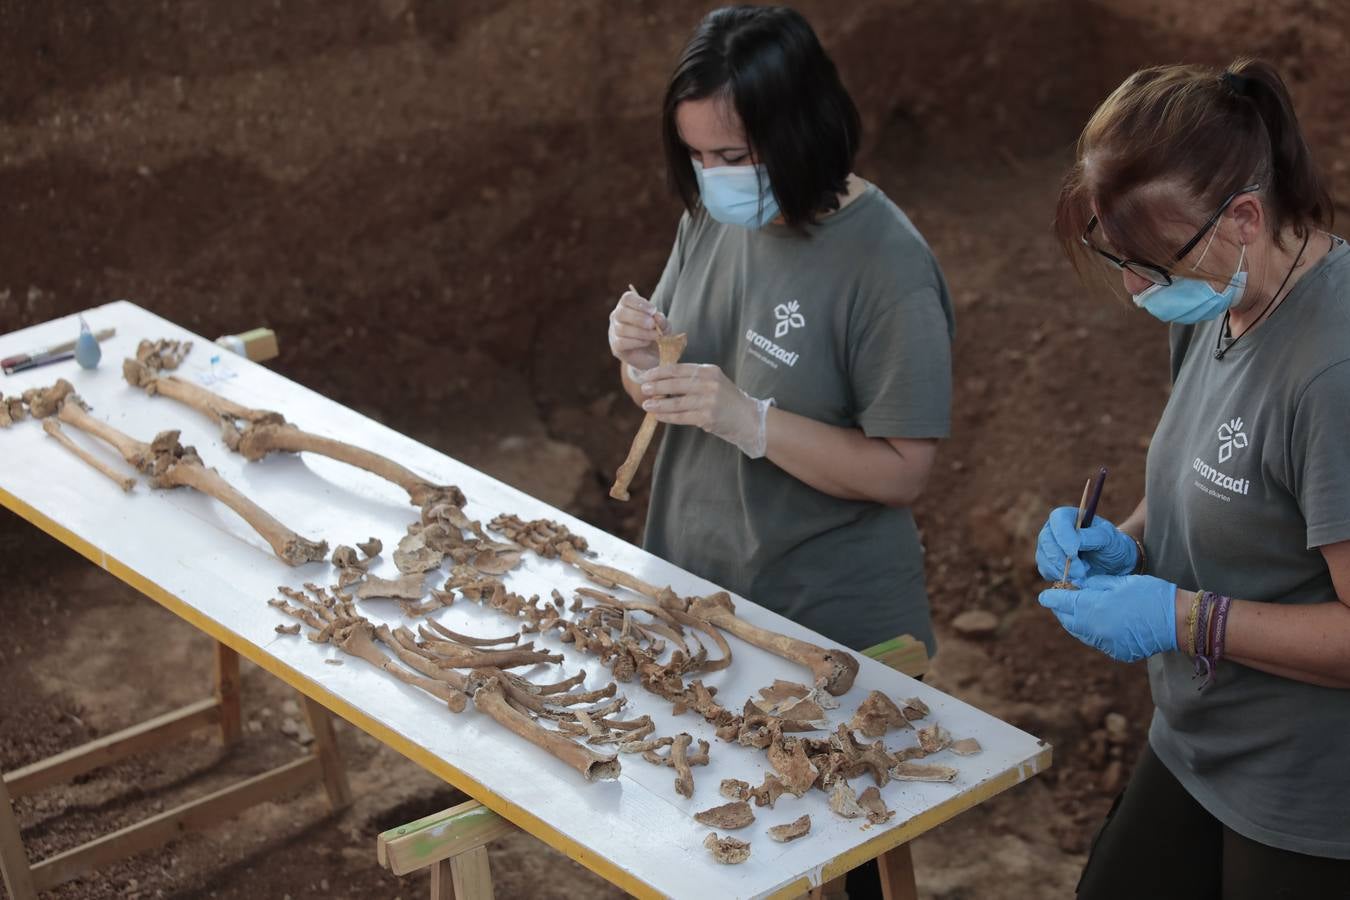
[{"left": 1055, "top": 59, "right": 1333, "bottom": 289}]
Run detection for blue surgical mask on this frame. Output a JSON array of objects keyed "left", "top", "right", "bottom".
[
  {"left": 693, "top": 160, "right": 781, "bottom": 229},
  {"left": 1132, "top": 230, "right": 1247, "bottom": 324}
]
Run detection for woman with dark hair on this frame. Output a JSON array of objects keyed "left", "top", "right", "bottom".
[
  {"left": 606, "top": 6, "right": 954, "bottom": 666},
  {"left": 1037, "top": 59, "right": 1350, "bottom": 897}
]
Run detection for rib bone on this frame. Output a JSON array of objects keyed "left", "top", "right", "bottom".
[
  {"left": 335, "top": 622, "right": 468, "bottom": 711},
  {"left": 416, "top": 627, "right": 561, "bottom": 669},
  {"left": 610, "top": 332, "right": 686, "bottom": 501},
  {"left": 423, "top": 619, "right": 521, "bottom": 647}
]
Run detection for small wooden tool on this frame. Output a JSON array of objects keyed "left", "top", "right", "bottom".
[{"left": 1057, "top": 467, "right": 1108, "bottom": 587}]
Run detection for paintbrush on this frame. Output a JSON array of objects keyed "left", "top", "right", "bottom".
[
  {"left": 629, "top": 283, "right": 668, "bottom": 336},
  {"left": 1060, "top": 466, "right": 1109, "bottom": 585},
  {"left": 1079, "top": 466, "right": 1108, "bottom": 529}
]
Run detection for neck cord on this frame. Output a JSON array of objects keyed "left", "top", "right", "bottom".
[{"left": 1214, "top": 231, "right": 1311, "bottom": 360}]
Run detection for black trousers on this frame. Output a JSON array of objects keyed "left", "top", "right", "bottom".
[{"left": 1078, "top": 742, "right": 1350, "bottom": 900}]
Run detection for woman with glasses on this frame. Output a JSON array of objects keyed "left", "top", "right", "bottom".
[{"left": 1037, "top": 59, "right": 1350, "bottom": 897}]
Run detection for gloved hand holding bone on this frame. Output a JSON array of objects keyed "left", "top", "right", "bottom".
[{"left": 636, "top": 363, "right": 773, "bottom": 459}]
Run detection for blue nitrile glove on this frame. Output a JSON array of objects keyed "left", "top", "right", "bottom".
[
  {"left": 1038, "top": 574, "right": 1178, "bottom": 663},
  {"left": 1035, "top": 507, "right": 1139, "bottom": 585}
]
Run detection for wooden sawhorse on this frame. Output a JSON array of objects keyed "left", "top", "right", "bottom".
[
  {"left": 0, "top": 641, "right": 352, "bottom": 898},
  {"left": 377, "top": 634, "right": 930, "bottom": 900}
]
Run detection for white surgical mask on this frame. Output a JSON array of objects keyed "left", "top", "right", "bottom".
[
  {"left": 1132, "top": 228, "right": 1248, "bottom": 324},
  {"left": 693, "top": 160, "right": 781, "bottom": 229}
]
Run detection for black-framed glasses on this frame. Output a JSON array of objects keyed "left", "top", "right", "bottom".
[{"left": 1081, "top": 183, "right": 1261, "bottom": 286}]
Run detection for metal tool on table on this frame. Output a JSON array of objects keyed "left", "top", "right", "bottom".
[
  {"left": 1060, "top": 466, "right": 1109, "bottom": 585},
  {"left": 1, "top": 324, "right": 116, "bottom": 375}
]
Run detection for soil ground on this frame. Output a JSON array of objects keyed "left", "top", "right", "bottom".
[{"left": 2, "top": 2, "right": 1349, "bottom": 897}]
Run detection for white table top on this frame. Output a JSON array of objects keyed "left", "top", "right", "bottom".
[{"left": 0, "top": 302, "right": 1050, "bottom": 899}]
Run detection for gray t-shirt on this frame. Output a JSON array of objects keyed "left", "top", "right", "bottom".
[
  {"left": 642, "top": 185, "right": 954, "bottom": 654},
  {"left": 1145, "top": 236, "right": 1350, "bottom": 858}
]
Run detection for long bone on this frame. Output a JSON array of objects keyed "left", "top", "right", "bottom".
[
  {"left": 28, "top": 381, "right": 327, "bottom": 566},
  {"left": 41, "top": 419, "right": 136, "bottom": 492},
  {"left": 678, "top": 592, "right": 859, "bottom": 697},
  {"left": 123, "top": 357, "right": 463, "bottom": 507},
  {"left": 610, "top": 332, "right": 687, "bottom": 501}
]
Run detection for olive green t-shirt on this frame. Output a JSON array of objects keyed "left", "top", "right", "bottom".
[
  {"left": 642, "top": 185, "right": 954, "bottom": 654},
  {"left": 1146, "top": 237, "right": 1350, "bottom": 858}
]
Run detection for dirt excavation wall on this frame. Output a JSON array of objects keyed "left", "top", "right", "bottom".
[
  {"left": 0, "top": 0, "right": 1111, "bottom": 511},
  {"left": 2, "top": 1, "right": 1349, "bottom": 897}
]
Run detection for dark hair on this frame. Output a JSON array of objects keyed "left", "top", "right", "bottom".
[
  {"left": 1055, "top": 58, "right": 1333, "bottom": 288},
  {"left": 661, "top": 6, "right": 862, "bottom": 230}
]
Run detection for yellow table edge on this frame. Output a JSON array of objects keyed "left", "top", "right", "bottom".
[{"left": 1, "top": 481, "right": 1053, "bottom": 899}]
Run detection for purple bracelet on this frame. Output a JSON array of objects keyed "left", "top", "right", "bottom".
[
  {"left": 1192, "top": 592, "right": 1216, "bottom": 686},
  {"left": 1195, "top": 592, "right": 1233, "bottom": 691},
  {"left": 1212, "top": 594, "right": 1233, "bottom": 661},
  {"left": 1197, "top": 594, "right": 1213, "bottom": 655}
]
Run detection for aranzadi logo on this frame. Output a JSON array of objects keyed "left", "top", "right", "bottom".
[
  {"left": 1190, "top": 415, "right": 1252, "bottom": 499},
  {"left": 773, "top": 300, "right": 805, "bottom": 339},
  {"left": 745, "top": 300, "right": 806, "bottom": 368},
  {"left": 1217, "top": 417, "right": 1248, "bottom": 463}
]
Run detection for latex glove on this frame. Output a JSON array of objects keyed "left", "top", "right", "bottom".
[
  {"left": 1039, "top": 574, "right": 1179, "bottom": 663},
  {"left": 608, "top": 287, "right": 669, "bottom": 372},
  {"left": 1035, "top": 507, "right": 1139, "bottom": 584},
  {"left": 637, "top": 363, "right": 773, "bottom": 458}
]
